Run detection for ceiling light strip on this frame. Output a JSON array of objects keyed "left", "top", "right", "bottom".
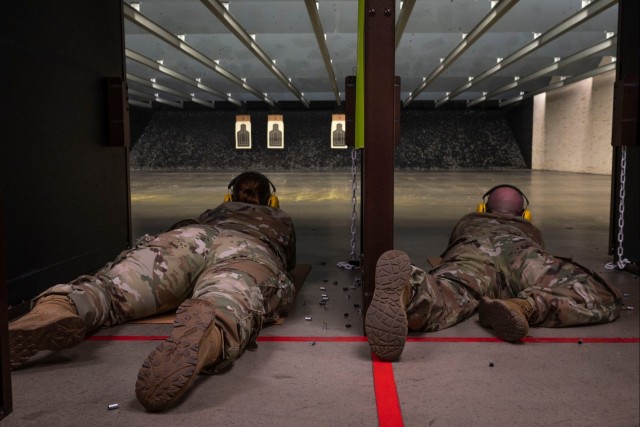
[
  {"left": 403, "top": 0, "right": 517, "bottom": 107},
  {"left": 190, "top": 97, "right": 216, "bottom": 108},
  {"left": 127, "top": 72, "right": 215, "bottom": 109},
  {"left": 395, "top": 0, "right": 416, "bottom": 49},
  {"left": 128, "top": 88, "right": 155, "bottom": 100},
  {"left": 304, "top": 0, "right": 341, "bottom": 105},
  {"left": 125, "top": 49, "right": 241, "bottom": 106},
  {"left": 199, "top": 0, "right": 310, "bottom": 108},
  {"left": 152, "top": 97, "right": 184, "bottom": 108},
  {"left": 434, "top": 0, "right": 617, "bottom": 107},
  {"left": 467, "top": 35, "right": 617, "bottom": 107},
  {"left": 127, "top": 73, "right": 191, "bottom": 100},
  {"left": 129, "top": 99, "right": 153, "bottom": 109},
  {"left": 499, "top": 61, "right": 616, "bottom": 107},
  {"left": 128, "top": 88, "right": 184, "bottom": 108},
  {"left": 123, "top": 2, "right": 273, "bottom": 106}
]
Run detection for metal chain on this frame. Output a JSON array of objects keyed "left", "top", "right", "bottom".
[
  {"left": 350, "top": 147, "right": 358, "bottom": 261},
  {"left": 338, "top": 148, "right": 359, "bottom": 270},
  {"left": 606, "top": 146, "right": 630, "bottom": 270}
]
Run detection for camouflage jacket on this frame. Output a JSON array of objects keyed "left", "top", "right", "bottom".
[
  {"left": 445, "top": 212, "right": 545, "bottom": 255},
  {"left": 197, "top": 202, "right": 296, "bottom": 271}
]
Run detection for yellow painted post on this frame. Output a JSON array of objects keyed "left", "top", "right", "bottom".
[{"left": 355, "top": 0, "right": 365, "bottom": 149}]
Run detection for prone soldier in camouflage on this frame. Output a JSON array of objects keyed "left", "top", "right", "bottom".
[
  {"left": 9, "top": 171, "right": 296, "bottom": 411},
  {"left": 365, "top": 184, "right": 623, "bottom": 361}
]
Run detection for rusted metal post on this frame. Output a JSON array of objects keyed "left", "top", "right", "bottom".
[
  {"left": 362, "top": 0, "right": 397, "bottom": 315},
  {"left": 609, "top": 0, "right": 639, "bottom": 264}
]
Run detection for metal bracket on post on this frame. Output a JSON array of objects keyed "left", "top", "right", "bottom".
[{"left": 106, "top": 77, "right": 131, "bottom": 147}]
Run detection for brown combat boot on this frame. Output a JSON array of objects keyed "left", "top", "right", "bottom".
[
  {"left": 9, "top": 295, "right": 86, "bottom": 369},
  {"left": 478, "top": 297, "right": 537, "bottom": 342},
  {"left": 365, "top": 250, "right": 414, "bottom": 361},
  {"left": 135, "top": 298, "right": 223, "bottom": 411}
]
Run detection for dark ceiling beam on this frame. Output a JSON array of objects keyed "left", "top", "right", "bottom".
[
  {"left": 468, "top": 35, "right": 618, "bottom": 107},
  {"left": 199, "top": 0, "right": 310, "bottom": 108},
  {"left": 435, "top": 0, "right": 619, "bottom": 107},
  {"left": 125, "top": 49, "right": 242, "bottom": 106},
  {"left": 123, "top": 2, "right": 275, "bottom": 106},
  {"left": 304, "top": 0, "right": 341, "bottom": 106},
  {"left": 403, "top": 0, "right": 518, "bottom": 107}
]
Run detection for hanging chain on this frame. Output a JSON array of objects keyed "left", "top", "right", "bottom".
[
  {"left": 338, "top": 147, "right": 360, "bottom": 270},
  {"left": 350, "top": 147, "right": 358, "bottom": 261},
  {"left": 606, "top": 146, "right": 630, "bottom": 270}
]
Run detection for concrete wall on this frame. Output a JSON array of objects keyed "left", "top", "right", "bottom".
[
  {"left": 532, "top": 71, "right": 615, "bottom": 174},
  {"left": 130, "top": 108, "right": 527, "bottom": 171}
]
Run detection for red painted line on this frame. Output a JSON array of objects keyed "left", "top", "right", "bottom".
[
  {"left": 86, "top": 334, "right": 637, "bottom": 427},
  {"left": 87, "top": 335, "right": 639, "bottom": 343},
  {"left": 371, "top": 354, "right": 404, "bottom": 427},
  {"left": 406, "top": 336, "right": 640, "bottom": 344},
  {"left": 523, "top": 337, "right": 640, "bottom": 343}
]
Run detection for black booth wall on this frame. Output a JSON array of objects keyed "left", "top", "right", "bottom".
[{"left": 1, "top": 1, "right": 131, "bottom": 307}]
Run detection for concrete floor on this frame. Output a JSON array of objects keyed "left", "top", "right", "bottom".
[{"left": 5, "top": 170, "right": 639, "bottom": 426}]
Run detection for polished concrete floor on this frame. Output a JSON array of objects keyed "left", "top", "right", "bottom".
[{"left": 5, "top": 170, "right": 639, "bottom": 426}]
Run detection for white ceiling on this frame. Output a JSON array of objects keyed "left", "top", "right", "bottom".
[{"left": 123, "top": 0, "right": 619, "bottom": 109}]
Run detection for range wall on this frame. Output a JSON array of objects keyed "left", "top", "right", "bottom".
[
  {"left": 532, "top": 72, "right": 615, "bottom": 175},
  {"left": 130, "top": 108, "right": 527, "bottom": 170}
]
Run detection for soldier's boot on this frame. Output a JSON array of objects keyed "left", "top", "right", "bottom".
[
  {"left": 478, "top": 297, "right": 537, "bottom": 342},
  {"left": 9, "top": 295, "right": 86, "bottom": 369},
  {"left": 135, "top": 298, "right": 223, "bottom": 412},
  {"left": 365, "top": 250, "right": 414, "bottom": 361}
]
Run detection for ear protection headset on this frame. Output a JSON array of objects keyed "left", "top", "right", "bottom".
[
  {"left": 476, "top": 184, "right": 531, "bottom": 221},
  {"left": 224, "top": 172, "right": 280, "bottom": 208}
]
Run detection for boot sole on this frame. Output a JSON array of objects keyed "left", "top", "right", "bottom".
[
  {"left": 365, "top": 250, "right": 411, "bottom": 361},
  {"left": 9, "top": 314, "right": 86, "bottom": 369},
  {"left": 135, "top": 299, "right": 216, "bottom": 411},
  {"left": 478, "top": 297, "right": 528, "bottom": 342}
]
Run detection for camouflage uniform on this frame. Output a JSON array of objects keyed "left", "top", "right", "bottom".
[
  {"left": 35, "top": 202, "right": 296, "bottom": 369},
  {"left": 405, "top": 212, "right": 622, "bottom": 332}
]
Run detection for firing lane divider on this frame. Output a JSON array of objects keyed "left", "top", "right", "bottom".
[
  {"left": 371, "top": 353, "right": 404, "bottom": 427},
  {"left": 86, "top": 335, "right": 639, "bottom": 427}
]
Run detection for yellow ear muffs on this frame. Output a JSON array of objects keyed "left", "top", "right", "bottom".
[
  {"left": 476, "top": 185, "right": 532, "bottom": 221},
  {"left": 224, "top": 172, "right": 280, "bottom": 208},
  {"left": 224, "top": 175, "right": 237, "bottom": 203},
  {"left": 268, "top": 194, "right": 280, "bottom": 209}
]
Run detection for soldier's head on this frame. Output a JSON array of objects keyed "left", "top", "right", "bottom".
[
  {"left": 230, "top": 171, "right": 275, "bottom": 206},
  {"left": 485, "top": 185, "right": 528, "bottom": 217}
]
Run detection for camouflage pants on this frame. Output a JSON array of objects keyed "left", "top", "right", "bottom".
[
  {"left": 36, "top": 225, "right": 295, "bottom": 365},
  {"left": 406, "top": 235, "right": 623, "bottom": 332}
]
